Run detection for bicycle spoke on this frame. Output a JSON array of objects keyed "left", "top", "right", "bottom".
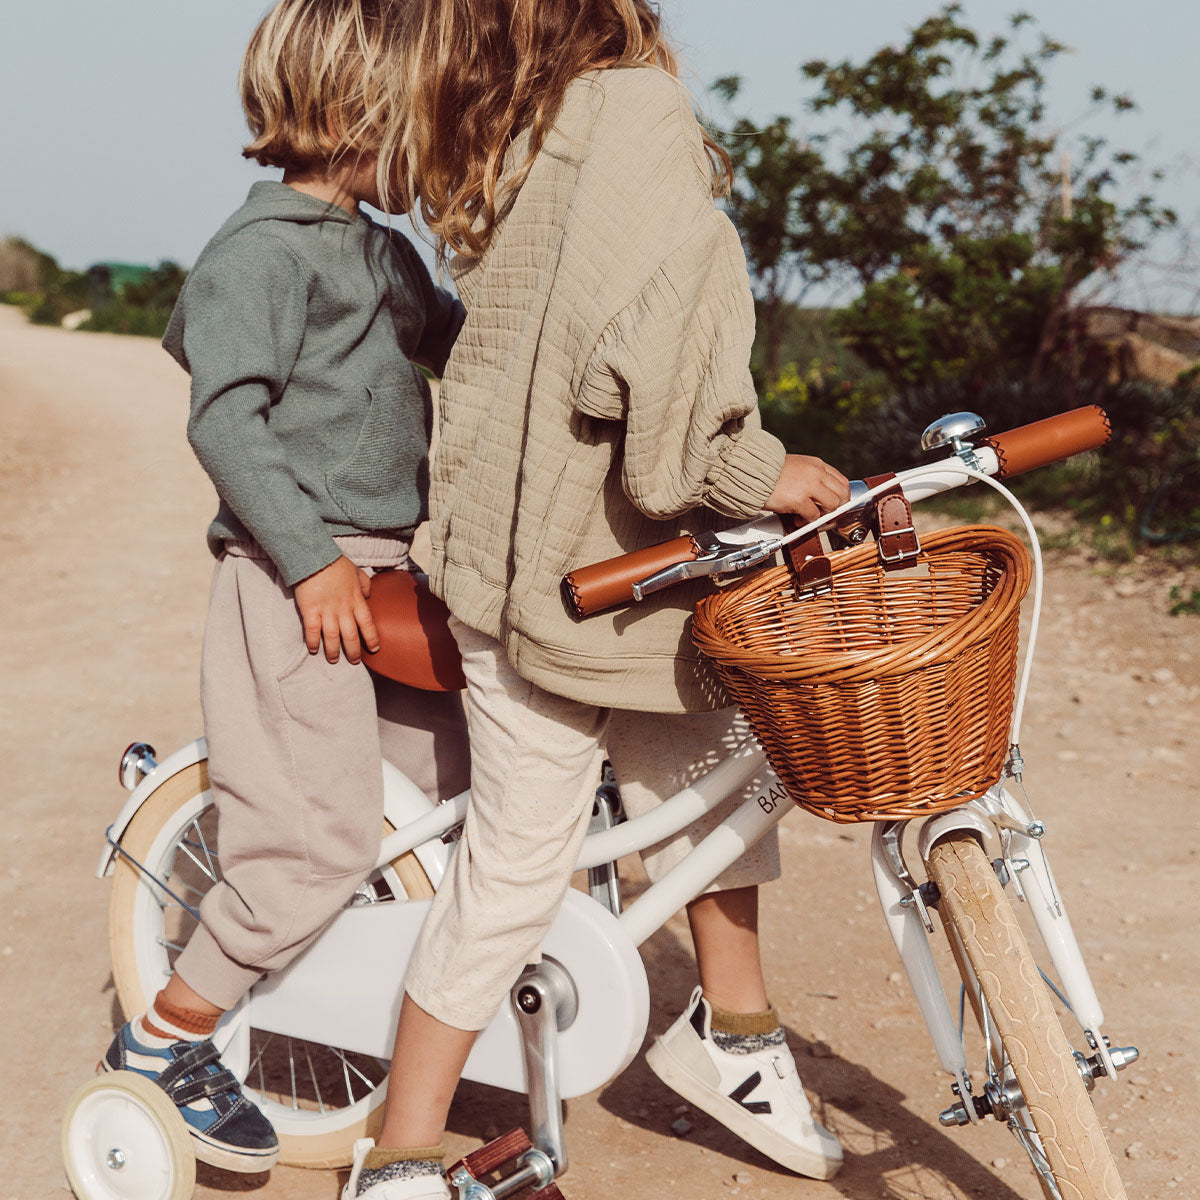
[
  {"left": 1038, "top": 966, "right": 1073, "bottom": 1012},
  {"left": 248, "top": 1031, "right": 274, "bottom": 1082},
  {"left": 303, "top": 1042, "right": 326, "bottom": 1113},
  {"left": 288, "top": 1037, "right": 299, "bottom": 1111},
  {"left": 188, "top": 821, "right": 221, "bottom": 882},
  {"left": 331, "top": 1047, "right": 379, "bottom": 1093},
  {"left": 176, "top": 837, "right": 220, "bottom": 885}
]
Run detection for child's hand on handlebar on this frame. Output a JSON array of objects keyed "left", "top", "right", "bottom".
[
  {"left": 293, "top": 555, "right": 381, "bottom": 664},
  {"left": 765, "top": 454, "right": 851, "bottom": 522}
]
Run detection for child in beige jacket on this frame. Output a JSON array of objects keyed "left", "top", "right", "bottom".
[{"left": 343, "top": 4, "right": 851, "bottom": 1198}]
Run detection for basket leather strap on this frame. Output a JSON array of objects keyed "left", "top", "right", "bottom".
[
  {"left": 865, "top": 473, "right": 921, "bottom": 570},
  {"left": 780, "top": 518, "right": 832, "bottom": 600}
]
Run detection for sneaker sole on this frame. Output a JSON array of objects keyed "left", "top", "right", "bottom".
[
  {"left": 100, "top": 1061, "right": 279, "bottom": 1174},
  {"left": 644, "top": 1039, "right": 842, "bottom": 1181}
]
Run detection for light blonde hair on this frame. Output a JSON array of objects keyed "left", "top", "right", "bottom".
[
  {"left": 380, "top": 0, "right": 732, "bottom": 257},
  {"left": 240, "top": 0, "right": 397, "bottom": 171}
]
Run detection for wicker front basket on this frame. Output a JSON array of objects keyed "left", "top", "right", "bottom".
[{"left": 692, "top": 525, "right": 1032, "bottom": 823}]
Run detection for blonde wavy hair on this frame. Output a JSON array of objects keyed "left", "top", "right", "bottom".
[
  {"left": 380, "top": 0, "right": 732, "bottom": 257},
  {"left": 240, "top": 0, "right": 397, "bottom": 172}
]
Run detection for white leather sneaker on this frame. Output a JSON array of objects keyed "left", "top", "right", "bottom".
[
  {"left": 645, "top": 987, "right": 843, "bottom": 1179},
  {"left": 342, "top": 1138, "right": 452, "bottom": 1200}
]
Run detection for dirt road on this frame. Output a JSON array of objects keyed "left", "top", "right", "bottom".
[{"left": 2, "top": 305, "right": 1196, "bottom": 1198}]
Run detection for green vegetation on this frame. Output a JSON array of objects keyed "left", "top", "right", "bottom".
[
  {"left": 716, "top": 5, "right": 1175, "bottom": 389},
  {"left": 1168, "top": 586, "right": 1200, "bottom": 617},
  {"left": 713, "top": 6, "right": 1197, "bottom": 584},
  {"left": 79, "top": 261, "right": 188, "bottom": 337},
  {"left": 0, "top": 236, "right": 185, "bottom": 337}
]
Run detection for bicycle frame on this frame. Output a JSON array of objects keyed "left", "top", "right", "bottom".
[{"left": 97, "top": 405, "right": 1129, "bottom": 1194}]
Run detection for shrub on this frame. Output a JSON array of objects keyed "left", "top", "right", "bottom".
[
  {"left": 759, "top": 358, "right": 885, "bottom": 477},
  {"left": 79, "top": 302, "right": 172, "bottom": 338}
]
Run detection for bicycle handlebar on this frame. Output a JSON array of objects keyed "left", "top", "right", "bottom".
[
  {"left": 561, "top": 535, "right": 701, "bottom": 621},
  {"left": 981, "top": 404, "right": 1111, "bottom": 478},
  {"left": 562, "top": 405, "right": 1111, "bottom": 618}
]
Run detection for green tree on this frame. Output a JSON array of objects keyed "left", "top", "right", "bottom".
[
  {"left": 715, "top": 5, "right": 1176, "bottom": 389},
  {"left": 80, "top": 260, "right": 187, "bottom": 338},
  {"left": 710, "top": 85, "right": 826, "bottom": 384}
]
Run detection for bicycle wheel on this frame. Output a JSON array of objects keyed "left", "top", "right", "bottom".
[
  {"left": 107, "top": 760, "right": 432, "bottom": 1169},
  {"left": 926, "top": 832, "right": 1125, "bottom": 1200},
  {"left": 63, "top": 1071, "right": 195, "bottom": 1200}
]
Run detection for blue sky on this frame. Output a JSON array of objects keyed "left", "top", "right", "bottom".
[{"left": 3, "top": 1, "right": 1194, "bottom": 308}]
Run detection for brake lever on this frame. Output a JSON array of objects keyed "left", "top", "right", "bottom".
[{"left": 631, "top": 534, "right": 782, "bottom": 601}]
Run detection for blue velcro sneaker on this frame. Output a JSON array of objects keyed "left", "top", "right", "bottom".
[{"left": 103, "top": 1021, "right": 278, "bottom": 1173}]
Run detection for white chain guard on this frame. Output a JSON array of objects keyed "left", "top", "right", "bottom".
[{"left": 241, "top": 888, "right": 648, "bottom": 1099}]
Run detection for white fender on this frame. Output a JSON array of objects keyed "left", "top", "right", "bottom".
[
  {"left": 917, "top": 802, "right": 998, "bottom": 865},
  {"left": 98, "top": 739, "right": 451, "bottom": 889},
  {"left": 97, "top": 739, "right": 208, "bottom": 878}
]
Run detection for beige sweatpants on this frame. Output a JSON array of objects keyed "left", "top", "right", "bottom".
[
  {"left": 404, "top": 620, "right": 780, "bottom": 1030},
  {"left": 174, "top": 536, "right": 470, "bottom": 1010}
]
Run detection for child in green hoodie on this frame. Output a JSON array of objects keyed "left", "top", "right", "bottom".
[{"left": 99, "top": 0, "right": 467, "bottom": 1174}]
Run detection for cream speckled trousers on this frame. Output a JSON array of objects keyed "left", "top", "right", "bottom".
[{"left": 404, "top": 620, "right": 780, "bottom": 1030}]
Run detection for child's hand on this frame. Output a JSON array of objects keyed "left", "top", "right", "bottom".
[
  {"left": 765, "top": 454, "right": 851, "bottom": 522},
  {"left": 293, "top": 556, "right": 381, "bottom": 664}
]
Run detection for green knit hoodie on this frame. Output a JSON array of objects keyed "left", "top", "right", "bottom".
[{"left": 164, "top": 181, "right": 464, "bottom": 586}]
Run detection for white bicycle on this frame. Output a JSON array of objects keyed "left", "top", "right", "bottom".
[{"left": 64, "top": 406, "right": 1135, "bottom": 1200}]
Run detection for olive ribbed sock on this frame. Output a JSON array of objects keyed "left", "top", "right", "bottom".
[
  {"left": 708, "top": 1001, "right": 786, "bottom": 1055},
  {"left": 356, "top": 1144, "right": 445, "bottom": 1195}
]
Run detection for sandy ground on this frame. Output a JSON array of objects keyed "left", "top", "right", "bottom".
[{"left": 2, "top": 303, "right": 1197, "bottom": 1199}]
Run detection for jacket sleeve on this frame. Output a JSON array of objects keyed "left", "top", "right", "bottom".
[
  {"left": 173, "top": 235, "right": 342, "bottom": 585},
  {"left": 570, "top": 72, "right": 786, "bottom": 521},
  {"left": 391, "top": 233, "right": 467, "bottom": 377}
]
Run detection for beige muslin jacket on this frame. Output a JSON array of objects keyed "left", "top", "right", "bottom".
[{"left": 428, "top": 66, "right": 787, "bottom": 713}]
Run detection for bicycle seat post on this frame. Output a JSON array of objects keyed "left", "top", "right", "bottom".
[{"left": 510, "top": 960, "right": 578, "bottom": 1175}]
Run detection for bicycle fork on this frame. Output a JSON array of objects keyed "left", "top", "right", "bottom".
[{"left": 870, "top": 786, "right": 1138, "bottom": 1123}]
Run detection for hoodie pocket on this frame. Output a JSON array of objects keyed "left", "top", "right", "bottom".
[{"left": 325, "top": 384, "right": 430, "bottom": 529}]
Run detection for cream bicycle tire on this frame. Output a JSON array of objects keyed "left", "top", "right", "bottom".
[
  {"left": 926, "top": 832, "right": 1125, "bottom": 1200},
  {"left": 107, "top": 760, "right": 433, "bottom": 1169}
]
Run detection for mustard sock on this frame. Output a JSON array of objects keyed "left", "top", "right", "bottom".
[
  {"left": 364, "top": 1144, "right": 444, "bottom": 1171},
  {"left": 708, "top": 1002, "right": 779, "bottom": 1036},
  {"left": 707, "top": 1000, "right": 786, "bottom": 1054}
]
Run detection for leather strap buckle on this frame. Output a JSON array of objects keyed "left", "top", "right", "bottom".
[
  {"left": 781, "top": 522, "right": 832, "bottom": 600},
  {"left": 865, "top": 475, "right": 921, "bottom": 570}
]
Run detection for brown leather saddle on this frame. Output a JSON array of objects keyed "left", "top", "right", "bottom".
[{"left": 363, "top": 569, "right": 466, "bottom": 691}]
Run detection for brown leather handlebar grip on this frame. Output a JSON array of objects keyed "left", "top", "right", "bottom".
[
  {"left": 562, "top": 535, "right": 701, "bottom": 619},
  {"left": 982, "top": 405, "right": 1112, "bottom": 478}
]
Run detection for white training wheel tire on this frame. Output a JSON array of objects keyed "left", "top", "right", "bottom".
[{"left": 63, "top": 1072, "right": 195, "bottom": 1200}]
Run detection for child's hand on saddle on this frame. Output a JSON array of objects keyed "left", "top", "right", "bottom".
[
  {"left": 293, "top": 556, "right": 381, "bottom": 664},
  {"left": 765, "top": 454, "right": 851, "bottom": 523}
]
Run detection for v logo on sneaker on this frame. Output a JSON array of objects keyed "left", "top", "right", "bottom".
[{"left": 729, "top": 1072, "right": 772, "bottom": 1115}]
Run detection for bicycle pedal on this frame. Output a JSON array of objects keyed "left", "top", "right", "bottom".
[
  {"left": 447, "top": 1128, "right": 564, "bottom": 1200},
  {"left": 452, "top": 1127, "right": 531, "bottom": 1177}
]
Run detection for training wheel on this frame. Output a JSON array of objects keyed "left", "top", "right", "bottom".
[{"left": 62, "top": 1072, "right": 195, "bottom": 1200}]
